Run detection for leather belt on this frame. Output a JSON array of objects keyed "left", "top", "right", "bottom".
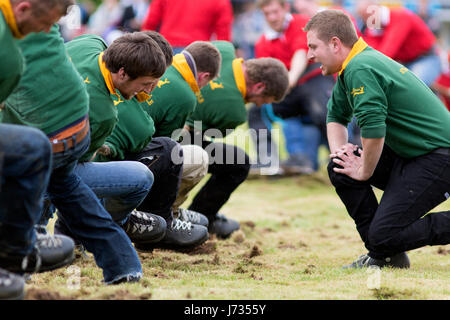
[
  {"left": 49, "top": 118, "right": 89, "bottom": 154},
  {"left": 432, "top": 148, "right": 449, "bottom": 156}
]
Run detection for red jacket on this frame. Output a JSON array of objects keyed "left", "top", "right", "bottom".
[
  {"left": 141, "top": 0, "right": 233, "bottom": 48},
  {"left": 363, "top": 8, "right": 435, "bottom": 63}
]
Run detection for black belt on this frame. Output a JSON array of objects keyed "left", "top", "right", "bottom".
[{"left": 432, "top": 148, "right": 450, "bottom": 156}]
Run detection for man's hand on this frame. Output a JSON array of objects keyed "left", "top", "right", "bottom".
[
  {"left": 97, "top": 144, "right": 111, "bottom": 156},
  {"left": 331, "top": 148, "right": 370, "bottom": 181},
  {"left": 329, "top": 143, "right": 359, "bottom": 159}
]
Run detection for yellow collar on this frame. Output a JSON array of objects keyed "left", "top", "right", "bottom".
[
  {"left": 136, "top": 92, "right": 151, "bottom": 103},
  {"left": 98, "top": 52, "right": 120, "bottom": 99},
  {"left": 172, "top": 53, "right": 203, "bottom": 102},
  {"left": 339, "top": 38, "right": 368, "bottom": 76},
  {"left": 232, "top": 58, "right": 247, "bottom": 101},
  {"left": 0, "top": 0, "right": 24, "bottom": 39}
]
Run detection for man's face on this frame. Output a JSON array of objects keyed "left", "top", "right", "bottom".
[
  {"left": 14, "top": 3, "right": 64, "bottom": 35},
  {"left": 246, "top": 93, "right": 275, "bottom": 107},
  {"left": 261, "top": 1, "right": 289, "bottom": 33},
  {"left": 306, "top": 30, "right": 340, "bottom": 76},
  {"left": 117, "top": 74, "right": 160, "bottom": 100}
]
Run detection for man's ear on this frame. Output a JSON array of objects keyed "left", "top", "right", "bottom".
[
  {"left": 251, "top": 82, "right": 266, "bottom": 95},
  {"left": 118, "top": 68, "right": 128, "bottom": 81},
  {"left": 13, "top": 1, "right": 32, "bottom": 23},
  {"left": 330, "top": 36, "right": 341, "bottom": 53},
  {"left": 197, "top": 72, "right": 212, "bottom": 88}
]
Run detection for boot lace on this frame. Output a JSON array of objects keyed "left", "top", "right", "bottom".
[
  {"left": 178, "top": 208, "right": 201, "bottom": 224},
  {"left": 171, "top": 218, "right": 192, "bottom": 231},
  {"left": 36, "top": 233, "right": 63, "bottom": 249},
  {"left": 129, "top": 210, "right": 155, "bottom": 234},
  {"left": 353, "top": 254, "right": 371, "bottom": 267}
]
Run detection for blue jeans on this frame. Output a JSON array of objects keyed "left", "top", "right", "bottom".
[
  {"left": 282, "top": 117, "right": 324, "bottom": 170},
  {"left": 46, "top": 131, "right": 143, "bottom": 284},
  {"left": 74, "top": 160, "right": 154, "bottom": 222},
  {"left": 405, "top": 52, "right": 442, "bottom": 87},
  {"left": 0, "top": 124, "right": 52, "bottom": 256}
]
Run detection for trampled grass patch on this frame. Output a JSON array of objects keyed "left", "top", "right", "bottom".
[{"left": 26, "top": 167, "right": 450, "bottom": 300}]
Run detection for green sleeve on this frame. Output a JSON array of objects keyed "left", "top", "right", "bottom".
[
  {"left": 326, "top": 80, "right": 353, "bottom": 127},
  {"left": 344, "top": 68, "right": 388, "bottom": 139}
]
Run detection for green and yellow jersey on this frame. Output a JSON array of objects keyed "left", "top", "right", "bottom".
[
  {"left": 95, "top": 95, "right": 156, "bottom": 162},
  {"left": 186, "top": 41, "right": 247, "bottom": 136},
  {"left": 65, "top": 34, "right": 124, "bottom": 161},
  {"left": 327, "top": 38, "right": 450, "bottom": 158},
  {"left": 0, "top": 0, "right": 24, "bottom": 103},
  {"left": 142, "top": 53, "right": 201, "bottom": 138},
  {"left": 3, "top": 24, "right": 88, "bottom": 134}
]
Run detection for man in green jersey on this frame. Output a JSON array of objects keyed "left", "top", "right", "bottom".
[
  {"left": 49, "top": 32, "right": 169, "bottom": 257},
  {"left": 4, "top": 25, "right": 158, "bottom": 285},
  {"left": 0, "top": 0, "right": 76, "bottom": 300},
  {"left": 183, "top": 41, "right": 289, "bottom": 239},
  {"left": 98, "top": 40, "right": 221, "bottom": 251},
  {"left": 304, "top": 10, "right": 450, "bottom": 269}
]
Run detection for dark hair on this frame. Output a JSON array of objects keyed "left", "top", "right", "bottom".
[
  {"left": 303, "top": 9, "right": 358, "bottom": 48},
  {"left": 140, "top": 30, "right": 173, "bottom": 67},
  {"left": 185, "top": 41, "right": 221, "bottom": 80},
  {"left": 244, "top": 57, "right": 289, "bottom": 102},
  {"left": 103, "top": 32, "right": 166, "bottom": 79}
]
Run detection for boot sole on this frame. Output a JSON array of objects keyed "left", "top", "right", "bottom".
[
  {"left": 1, "top": 290, "right": 24, "bottom": 300},
  {"left": 38, "top": 251, "right": 76, "bottom": 273},
  {"left": 130, "top": 230, "right": 166, "bottom": 245},
  {"left": 135, "top": 232, "right": 209, "bottom": 253}
]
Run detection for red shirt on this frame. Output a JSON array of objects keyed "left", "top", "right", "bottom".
[
  {"left": 141, "top": 0, "right": 233, "bottom": 48},
  {"left": 363, "top": 8, "right": 435, "bottom": 63},
  {"left": 435, "top": 72, "right": 450, "bottom": 111},
  {"left": 255, "top": 14, "right": 309, "bottom": 70}
]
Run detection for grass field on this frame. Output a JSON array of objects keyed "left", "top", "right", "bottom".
[{"left": 24, "top": 127, "right": 450, "bottom": 300}]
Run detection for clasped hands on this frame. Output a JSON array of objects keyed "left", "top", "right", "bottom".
[{"left": 330, "top": 143, "right": 370, "bottom": 181}]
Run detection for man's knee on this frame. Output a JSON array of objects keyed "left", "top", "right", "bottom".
[
  {"left": 367, "top": 223, "right": 400, "bottom": 253},
  {"left": 327, "top": 158, "right": 367, "bottom": 189},
  {"left": 181, "top": 145, "right": 208, "bottom": 181}
]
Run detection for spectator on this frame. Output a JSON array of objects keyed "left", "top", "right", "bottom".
[
  {"left": 232, "top": 1, "right": 267, "bottom": 59},
  {"left": 356, "top": 0, "right": 442, "bottom": 86},
  {"left": 141, "top": 0, "right": 233, "bottom": 53},
  {"left": 87, "top": 0, "right": 124, "bottom": 41}
]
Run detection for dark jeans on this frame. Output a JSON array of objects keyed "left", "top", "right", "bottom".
[
  {"left": 186, "top": 135, "right": 251, "bottom": 218},
  {"left": 128, "top": 137, "right": 183, "bottom": 222},
  {"left": 0, "top": 124, "right": 52, "bottom": 256},
  {"left": 328, "top": 145, "right": 450, "bottom": 259},
  {"left": 47, "top": 131, "right": 142, "bottom": 283}
]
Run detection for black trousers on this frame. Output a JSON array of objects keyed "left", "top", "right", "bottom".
[
  {"left": 328, "top": 145, "right": 450, "bottom": 259},
  {"left": 126, "top": 137, "right": 183, "bottom": 221},
  {"left": 185, "top": 135, "right": 250, "bottom": 218}
]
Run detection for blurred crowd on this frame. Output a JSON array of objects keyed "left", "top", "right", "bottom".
[{"left": 58, "top": 0, "right": 450, "bottom": 176}]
